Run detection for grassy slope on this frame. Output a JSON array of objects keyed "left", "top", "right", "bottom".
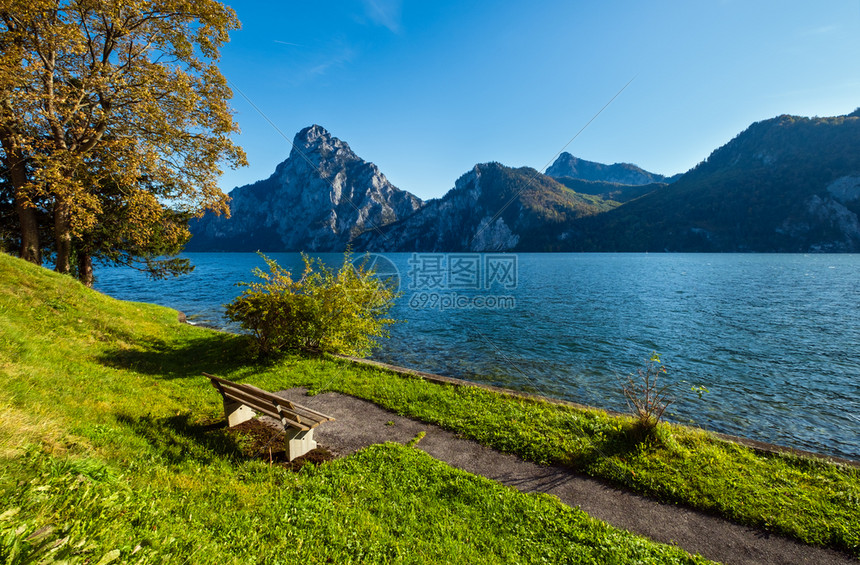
[
  {"left": 0, "top": 253, "right": 708, "bottom": 564},
  {"left": 0, "top": 252, "right": 857, "bottom": 561}
]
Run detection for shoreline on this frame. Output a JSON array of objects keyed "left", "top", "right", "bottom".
[
  {"left": 182, "top": 311, "right": 860, "bottom": 467},
  {"left": 337, "top": 354, "right": 860, "bottom": 469}
]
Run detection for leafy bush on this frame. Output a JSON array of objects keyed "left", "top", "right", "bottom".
[{"left": 225, "top": 253, "right": 399, "bottom": 356}]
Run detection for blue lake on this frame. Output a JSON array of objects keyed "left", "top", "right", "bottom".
[{"left": 94, "top": 252, "right": 860, "bottom": 461}]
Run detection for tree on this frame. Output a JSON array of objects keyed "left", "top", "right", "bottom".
[
  {"left": 0, "top": 0, "right": 246, "bottom": 280},
  {"left": 67, "top": 152, "right": 197, "bottom": 285},
  {"left": 0, "top": 165, "right": 18, "bottom": 252},
  {"left": 0, "top": 159, "right": 53, "bottom": 257}
]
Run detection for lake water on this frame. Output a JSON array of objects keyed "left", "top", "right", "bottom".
[{"left": 93, "top": 252, "right": 860, "bottom": 461}]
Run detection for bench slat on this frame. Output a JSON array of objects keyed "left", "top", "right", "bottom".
[
  {"left": 207, "top": 374, "right": 296, "bottom": 410},
  {"left": 275, "top": 404, "right": 303, "bottom": 427},
  {"left": 204, "top": 373, "right": 334, "bottom": 430},
  {"left": 283, "top": 401, "right": 335, "bottom": 422},
  {"left": 220, "top": 388, "right": 311, "bottom": 430},
  {"left": 220, "top": 386, "right": 329, "bottom": 427},
  {"left": 274, "top": 400, "right": 333, "bottom": 424}
]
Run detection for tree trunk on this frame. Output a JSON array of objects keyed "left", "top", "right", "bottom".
[
  {"left": 54, "top": 196, "right": 72, "bottom": 274},
  {"left": 1, "top": 139, "right": 41, "bottom": 264},
  {"left": 76, "top": 248, "right": 93, "bottom": 287},
  {"left": 15, "top": 199, "right": 41, "bottom": 264}
]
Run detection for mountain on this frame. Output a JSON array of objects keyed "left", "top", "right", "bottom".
[
  {"left": 553, "top": 177, "right": 667, "bottom": 203},
  {"left": 565, "top": 111, "right": 860, "bottom": 252},
  {"left": 187, "top": 111, "right": 860, "bottom": 254},
  {"left": 187, "top": 125, "right": 422, "bottom": 252},
  {"left": 354, "top": 162, "right": 614, "bottom": 252},
  {"left": 545, "top": 153, "right": 680, "bottom": 185}
]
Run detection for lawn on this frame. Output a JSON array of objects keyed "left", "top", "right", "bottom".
[
  {"left": 0, "top": 252, "right": 711, "bottom": 563},
  {"left": 1, "top": 251, "right": 857, "bottom": 562}
]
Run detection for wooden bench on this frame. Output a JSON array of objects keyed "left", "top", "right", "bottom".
[{"left": 204, "top": 373, "right": 335, "bottom": 461}]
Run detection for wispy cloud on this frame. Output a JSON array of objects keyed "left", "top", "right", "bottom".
[
  {"left": 799, "top": 24, "right": 840, "bottom": 37},
  {"left": 273, "top": 36, "right": 356, "bottom": 85},
  {"left": 304, "top": 45, "right": 356, "bottom": 79},
  {"left": 361, "top": 0, "right": 403, "bottom": 34}
]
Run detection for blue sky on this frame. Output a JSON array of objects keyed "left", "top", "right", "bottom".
[{"left": 218, "top": 1, "right": 860, "bottom": 200}]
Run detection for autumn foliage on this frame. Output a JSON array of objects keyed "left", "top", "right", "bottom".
[{"left": 0, "top": 0, "right": 246, "bottom": 283}]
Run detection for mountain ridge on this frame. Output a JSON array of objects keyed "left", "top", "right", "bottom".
[
  {"left": 354, "top": 162, "right": 614, "bottom": 252},
  {"left": 552, "top": 177, "right": 667, "bottom": 204},
  {"left": 187, "top": 110, "right": 860, "bottom": 254},
  {"left": 186, "top": 125, "right": 422, "bottom": 252},
  {"left": 564, "top": 111, "right": 860, "bottom": 252},
  {"left": 545, "top": 153, "right": 681, "bottom": 185}
]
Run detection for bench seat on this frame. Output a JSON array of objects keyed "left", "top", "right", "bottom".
[{"left": 204, "top": 373, "right": 335, "bottom": 460}]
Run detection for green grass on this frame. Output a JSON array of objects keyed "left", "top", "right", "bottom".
[
  {"left": 0, "top": 251, "right": 857, "bottom": 561},
  {"left": 285, "top": 358, "right": 860, "bottom": 555},
  {"left": 1, "top": 442, "right": 708, "bottom": 564},
  {"left": 0, "top": 252, "right": 711, "bottom": 564}
]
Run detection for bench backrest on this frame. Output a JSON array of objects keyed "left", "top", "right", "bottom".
[{"left": 204, "top": 373, "right": 334, "bottom": 431}]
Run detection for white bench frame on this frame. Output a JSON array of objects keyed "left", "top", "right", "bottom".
[{"left": 204, "top": 373, "right": 335, "bottom": 461}]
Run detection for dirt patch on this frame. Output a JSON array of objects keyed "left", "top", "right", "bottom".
[{"left": 224, "top": 418, "right": 335, "bottom": 471}]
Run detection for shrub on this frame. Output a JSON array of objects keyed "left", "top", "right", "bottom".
[
  {"left": 225, "top": 253, "right": 399, "bottom": 356},
  {"left": 621, "top": 352, "right": 674, "bottom": 435}
]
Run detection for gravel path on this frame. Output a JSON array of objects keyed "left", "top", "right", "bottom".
[{"left": 276, "top": 388, "right": 856, "bottom": 565}]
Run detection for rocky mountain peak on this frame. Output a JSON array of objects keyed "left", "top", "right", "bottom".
[
  {"left": 187, "top": 125, "right": 423, "bottom": 252},
  {"left": 297, "top": 123, "right": 329, "bottom": 142},
  {"left": 292, "top": 124, "right": 344, "bottom": 156}
]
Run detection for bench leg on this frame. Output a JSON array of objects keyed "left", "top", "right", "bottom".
[
  {"left": 285, "top": 428, "right": 316, "bottom": 461},
  {"left": 224, "top": 399, "right": 255, "bottom": 427}
]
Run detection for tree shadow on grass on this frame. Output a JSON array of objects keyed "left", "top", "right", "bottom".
[
  {"left": 95, "top": 332, "right": 275, "bottom": 380},
  {"left": 115, "top": 411, "right": 244, "bottom": 466},
  {"left": 114, "top": 411, "right": 333, "bottom": 471}
]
